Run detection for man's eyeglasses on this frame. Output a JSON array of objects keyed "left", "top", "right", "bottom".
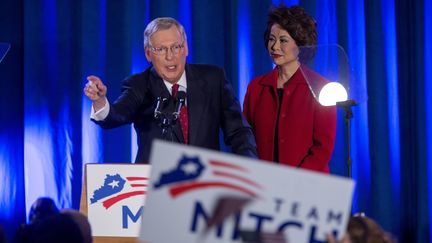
[{"left": 149, "top": 42, "right": 185, "bottom": 56}]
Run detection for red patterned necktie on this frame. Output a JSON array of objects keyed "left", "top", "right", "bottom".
[{"left": 172, "top": 84, "right": 189, "bottom": 144}]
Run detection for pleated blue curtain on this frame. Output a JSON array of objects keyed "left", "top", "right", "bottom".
[{"left": 0, "top": 0, "right": 25, "bottom": 240}]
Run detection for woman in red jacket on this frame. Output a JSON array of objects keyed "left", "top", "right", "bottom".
[{"left": 243, "top": 5, "right": 336, "bottom": 173}]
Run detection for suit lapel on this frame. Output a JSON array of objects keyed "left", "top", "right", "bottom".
[
  {"left": 150, "top": 67, "right": 171, "bottom": 98},
  {"left": 185, "top": 64, "right": 207, "bottom": 145}
]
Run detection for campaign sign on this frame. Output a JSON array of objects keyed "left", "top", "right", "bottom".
[
  {"left": 140, "top": 140, "right": 355, "bottom": 243},
  {"left": 86, "top": 164, "right": 150, "bottom": 237}
]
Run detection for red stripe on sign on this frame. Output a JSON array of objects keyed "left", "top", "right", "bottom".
[
  {"left": 102, "top": 191, "right": 146, "bottom": 209},
  {"left": 130, "top": 184, "right": 147, "bottom": 187},
  {"left": 169, "top": 181, "right": 257, "bottom": 198},
  {"left": 126, "top": 177, "right": 148, "bottom": 181},
  {"left": 212, "top": 170, "right": 262, "bottom": 189},
  {"left": 209, "top": 160, "right": 247, "bottom": 171}
]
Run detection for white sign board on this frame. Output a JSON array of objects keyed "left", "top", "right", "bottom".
[
  {"left": 86, "top": 164, "right": 150, "bottom": 237},
  {"left": 140, "top": 140, "right": 354, "bottom": 243}
]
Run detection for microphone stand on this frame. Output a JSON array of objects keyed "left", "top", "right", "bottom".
[
  {"left": 155, "top": 112, "right": 180, "bottom": 142},
  {"left": 154, "top": 96, "right": 183, "bottom": 142},
  {"left": 154, "top": 97, "right": 176, "bottom": 142},
  {"left": 336, "top": 99, "right": 357, "bottom": 179},
  {"left": 159, "top": 114, "right": 176, "bottom": 141}
]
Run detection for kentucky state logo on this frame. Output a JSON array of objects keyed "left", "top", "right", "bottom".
[
  {"left": 153, "top": 155, "right": 263, "bottom": 198},
  {"left": 90, "top": 174, "right": 148, "bottom": 209}
]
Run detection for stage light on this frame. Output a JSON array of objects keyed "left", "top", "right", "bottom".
[{"left": 318, "top": 82, "right": 348, "bottom": 106}]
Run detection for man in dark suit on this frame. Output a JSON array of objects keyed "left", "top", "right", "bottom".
[{"left": 83, "top": 17, "right": 257, "bottom": 163}]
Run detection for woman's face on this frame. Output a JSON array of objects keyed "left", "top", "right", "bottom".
[{"left": 267, "top": 24, "right": 299, "bottom": 67}]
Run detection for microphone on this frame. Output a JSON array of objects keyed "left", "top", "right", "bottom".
[
  {"left": 154, "top": 96, "right": 167, "bottom": 119},
  {"left": 173, "top": 91, "right": 186, "bottom": 120}
]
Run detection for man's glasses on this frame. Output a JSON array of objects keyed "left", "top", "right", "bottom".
[{"left": 149, "top": 42, "right": 185, "bottom": 56}]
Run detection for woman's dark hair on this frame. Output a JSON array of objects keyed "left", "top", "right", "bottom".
[{"left": 264, "top": 4, "right": 317, "bottom": 48}]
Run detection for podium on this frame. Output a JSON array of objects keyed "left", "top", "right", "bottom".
[{"left": 79, "top": 163, "right": 150, "bottom": 243}]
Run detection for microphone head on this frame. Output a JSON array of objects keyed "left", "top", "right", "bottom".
[
  {"left": 172, "top": 91, "right": 186, "bottom": 121},
  {"left": 177, "top": 91, "right": 186, "bottom": 100}
]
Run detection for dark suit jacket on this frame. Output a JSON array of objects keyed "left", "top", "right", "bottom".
[{"left": 93, "top": 64, "right": 257, "bottom": 163}]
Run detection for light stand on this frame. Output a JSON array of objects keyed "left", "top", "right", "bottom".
[{"left": 336, "top": 99, "right": 357, "bottom": 179}]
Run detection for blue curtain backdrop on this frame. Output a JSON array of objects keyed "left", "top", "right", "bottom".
[{"left": 0, "top": 0, "right": 430, "bottom": 242}]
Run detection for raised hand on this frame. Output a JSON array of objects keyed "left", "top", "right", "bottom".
[{"left": 83, "top": 75, "right": 108, "bottom": 112}]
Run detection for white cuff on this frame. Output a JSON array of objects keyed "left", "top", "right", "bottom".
[{"left": 90, "top": 97, "right": 110, "bottom": 121}]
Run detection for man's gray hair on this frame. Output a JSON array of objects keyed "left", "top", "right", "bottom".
[{"left": 143, "top": 17, "right": 187, "bottom": 48}]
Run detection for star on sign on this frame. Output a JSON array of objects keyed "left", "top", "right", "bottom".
[
  {"left": 108, "top": 180, "right": 119, "bottom": 188},
  {"left": 181, "top": 162, "right": 198, "bottom": 175}
]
